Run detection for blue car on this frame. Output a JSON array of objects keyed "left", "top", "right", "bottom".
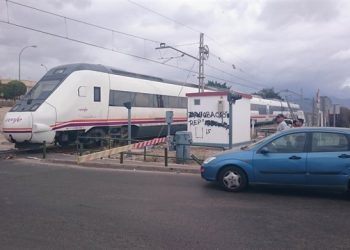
[{"left": 201, "top": 127, "right": 350, "bottom": 192}]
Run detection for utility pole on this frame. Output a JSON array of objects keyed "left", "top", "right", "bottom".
[
  {"left": 123, "top": 102, "right": 132, "bottom": 156},
  {"left": 300, "top": 88, "right": 304, "bottom": 111},
  {"left": 155, "top": 33, "right": 209, "bottom": 92},
  {"left": 315, "top": 89, "right": 320, "bottom": 127},
  {"left": 227, "top": 92, "right": 242, "bottom": 149},
  {"left": 198, "top": 33, "right": 205, "bottom": 92},
  {"left": 18, "top": 45, "right": 37, "bottom": 81},
  {"left": 333, "top": 104, "right": 336, "bottom": 127}
]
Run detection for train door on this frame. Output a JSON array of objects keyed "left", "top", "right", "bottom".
[{"left": 75, "top": 71, "right": 110, "bottom": 121}]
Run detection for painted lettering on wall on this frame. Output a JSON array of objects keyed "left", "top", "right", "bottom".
[
  {"left": 5, "top": 117, "right": 22, "bottom": 123},
  {"left": 189, "top": 119, "right": 202, "bottom": 126},
  {"left": 189, "top": 111, "right": 229, "bottom": 119},
  {"left": 204, "top": 120, "right": 229, "bottom": 130},
  {"left": 188, "top": 110, "right": 230, "bottom": 132}
]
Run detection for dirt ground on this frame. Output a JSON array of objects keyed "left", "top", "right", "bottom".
[{"left": 129, "top": 145, "right": 224, "bottom": 164}]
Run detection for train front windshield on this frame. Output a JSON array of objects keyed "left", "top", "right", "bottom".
[
  {"left": 10, "top": 78, "right": 63, "bottom": 112},
  {"left": 26, "top": 79, "right": 61, "bottom": 100}
]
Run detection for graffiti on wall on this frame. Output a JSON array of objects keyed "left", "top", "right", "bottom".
[
  {"left": 188, "top": 111, "right": 229, "bottom": 134},
  {"left": 188, "top": 111, "right": 229, "bottom": 119},
  {"left": 205, "top": 120, "right": 229, "bottom": 129}
]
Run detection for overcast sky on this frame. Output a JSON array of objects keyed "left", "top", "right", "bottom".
[{"left": 1, "top": 0, "right": 350, "bottom": 99}]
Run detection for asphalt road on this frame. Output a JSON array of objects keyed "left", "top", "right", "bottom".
[{"left": 1, "top": 159, "right": 350, "bottom": 249}]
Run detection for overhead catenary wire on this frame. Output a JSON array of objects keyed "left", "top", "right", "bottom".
[
  {"left": 6, "top": 0, "right": 161, "bottom": 44},
  {"left": 205, "top": 63, "right": 269, "bottom": 89},
  {"left": 0, "top": 19, "right": 200, "bottom": 76},
  {"left": 205, "top": 73, "right": 261, "bottom": 91},
  {"left": 206, "top": 37, "right": 271, "bottom": 82},
  {"left": 126, "top": 0, "right": 202, "bottom": 34},
  {"left": 0, "top": 20, "right": 260, "bottom": 93},
  {"left": 174, "top": 42, "right": 199, "bottom": 47},
  {"left": 1, "top": 19, "right": 262, "bottom": 92},
  {"left": 125, "top": 0, "right": 272, "bottom": 90},
  {"left": 205, "top": 34, "right": 258, "bottom": 70},
  {"left": 2, "top": 0, "right": 266, "bottom": 92},
  {"left": 178, "top": 60, "right": 197, "bottom": 96}
]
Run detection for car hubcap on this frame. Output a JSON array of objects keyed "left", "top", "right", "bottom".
[{"left": 223, "top": 171, "right": 240, "bottom": 189}]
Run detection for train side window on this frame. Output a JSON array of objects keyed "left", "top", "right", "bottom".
[
  {"left": 180, "top": 97, "right": 188, "bottom": 108},
  {"left": 94, "top": 87, "right": 101, "bottom": 102},
  {"left": 163, "top": 96, "right": 170, "bottom": 108},
  {"left": 168, "top": 96, "right": 178, "bottom": 108},
  {"left": 156, "top": 95, "right": 164, "bottom": 108},
  {"left": 118, "top": 91, "right": 130, "bottom": 106},
  {"left": 147, "top": 94, "right": 154, "bottom": 107},
  {"left": 135, "top": 93, "right": 149, "bottom": 107},
  {"left": 78, "top": 86, "right": 87, "bottom": 97},
  {"left": 109, "top": 90, "right": 116, "bottom": 106},
  {"left": 108, "top": 90, "right": 188, "bottom": 108},
  {"left": 251, "top": 104, "right": 267, "bottom": 114}
]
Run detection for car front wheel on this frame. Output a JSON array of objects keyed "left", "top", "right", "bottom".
[{"left": 218, "top": 166, "right": 247, "bottom": 192}]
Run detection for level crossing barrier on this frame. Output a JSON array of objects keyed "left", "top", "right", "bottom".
[{"left": 77, "top": 137, "right": 166, "bottom": 163}]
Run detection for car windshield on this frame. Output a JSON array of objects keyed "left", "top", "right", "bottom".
[
  {"left": 25, "top": 79, "right": 61, "bottom": 100},
  {"left": 241, "top": 133, "right": 276, "bottom": 150}
]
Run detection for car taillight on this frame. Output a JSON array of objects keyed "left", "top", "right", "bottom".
[{"left": 200, "top": 166, "right": 205, "bottom": 173}]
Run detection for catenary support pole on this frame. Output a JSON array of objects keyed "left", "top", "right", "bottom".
[
  {"left": 333, "top": 104, "right": 336, "bottom": 127},
  {"left": 228, "top": 101, "right": 233, "bottom": 149}
]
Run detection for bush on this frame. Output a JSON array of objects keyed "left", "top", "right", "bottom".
[{"left": 2, "top": 80, "right": 27, "bottom": 100}]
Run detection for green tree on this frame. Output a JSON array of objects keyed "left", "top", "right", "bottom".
[
  {"left": 253, "top": 88, "right": 282, "bottom": 100},
  {"left": 2, "top": 80, "right": 27, "bottom": 100},
  {"left": 206, "top": 80, "right": 229, "bottom": 89},
  {"left": 0, "top": 80, "right": 3, "bottom": 98}
]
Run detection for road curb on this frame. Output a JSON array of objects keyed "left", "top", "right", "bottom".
[{"left": 45, "top": 158, "right": 200, "bottom": 174}]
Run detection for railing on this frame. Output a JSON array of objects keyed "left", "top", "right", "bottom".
[
  {"left": 6, "top": 135, "right": 226, "bottom": 167},
  {"left": 75, "top": 135, "right": 227, "bottom": 166}
]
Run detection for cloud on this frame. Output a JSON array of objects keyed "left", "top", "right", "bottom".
[
  {"left": 331, "top": 48, "right": 350, "bottom": 60},
  {"left": 1, "top": 0, "right": 350, "bottom": 99},
  {"left": 340, "top": 77, "right": 350, "bottom": 88},
  {"left": 259, "top": 0, "right": 340, "bottom": 28}
]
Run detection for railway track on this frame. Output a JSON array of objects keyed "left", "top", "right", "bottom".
[
  {"left": 0, "top": 144, "right": 76, "bottom": 159},
  {"left": 0, "top": 142, "right": 129, "bottom": 159}
]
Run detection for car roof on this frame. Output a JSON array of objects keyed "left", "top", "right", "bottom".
[{"left": 279, "top": 127, "right": 350, "bottom": 134}]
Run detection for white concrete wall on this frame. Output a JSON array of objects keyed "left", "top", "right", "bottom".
[{"left": 187, "top": 94, "right": 250, "bottom": 146}]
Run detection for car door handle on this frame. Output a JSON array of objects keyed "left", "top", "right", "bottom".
[
  {"left": 289, "top": 155, "right": 302, "bottom": 160},
  {"left": 338, "top": 154, "right": 350, "bottom": 159}
]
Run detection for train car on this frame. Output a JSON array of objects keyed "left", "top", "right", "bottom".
[
  {"left": 2, "top": 63, "right": 199, "bottom": 146},
  {"left": 2, "top": 63, "right": 304, "bottom": 147},
  {"left": 250, "top": 96, "right": 304, "bottom": 125}
]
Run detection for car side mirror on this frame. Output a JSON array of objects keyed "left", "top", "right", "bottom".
[{"left": 260, "top": 147, "right": 269, "bottom": 154}]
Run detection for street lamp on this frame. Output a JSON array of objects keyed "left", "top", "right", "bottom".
[
  {"left": 41, "top": 63, "right": 48, "bottom": 72},
  {"left": 18, "top": 45, "right": 37, "bottom": 81}
]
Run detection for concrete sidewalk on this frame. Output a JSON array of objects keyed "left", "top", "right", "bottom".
[{"left": 25, "top": 152, "right": 201, "bottom": 174}]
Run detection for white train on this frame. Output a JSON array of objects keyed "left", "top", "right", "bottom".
[
  {"left": 2, "top": 63, "right": 303, "bottom": 146},
  {"left": 250, "top": 96, "right": 304, "bottom": 124}
]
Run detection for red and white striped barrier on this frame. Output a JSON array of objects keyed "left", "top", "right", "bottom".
[
  {"left": 132, "top": 137, "right": 166, "bottom": 149},
  {"left": 78, "top": 137, "right": 167, "bottom": 163}
]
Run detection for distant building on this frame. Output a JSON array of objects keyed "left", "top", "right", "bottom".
[{"left": 320, "top": 96, "right": 333, "bottom": 126}]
